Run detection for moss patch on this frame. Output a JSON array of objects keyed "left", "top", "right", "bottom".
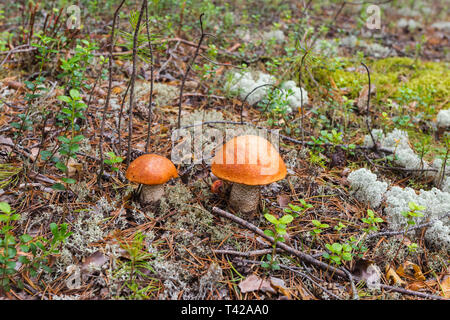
[{"left": 310, "top": 57, "right": 449, "bottom": 112}]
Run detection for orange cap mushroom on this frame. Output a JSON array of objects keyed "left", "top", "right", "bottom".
[
  {"left": 126, "top": 154, "right": 178, "bottom": 204},
  {"left": 211, "top": 135, "right": 286, "bottom": 185},
  {"left": 211, "top": 135, "right": 287, "bottom": 214}
]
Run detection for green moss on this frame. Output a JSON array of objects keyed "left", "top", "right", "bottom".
[{"left": 308, "top": 57, "right": 449, "bottom": 112}]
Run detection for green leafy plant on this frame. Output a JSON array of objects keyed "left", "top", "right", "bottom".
[
  {"left": 0, "top": 202, "right": 71, "bottom": 291},
  {"left": 104, "top": 152, "right": 124, "bottom": 172},
  {"left": 283, "top": 200, "right": 312, "bottom": 218},
  {"left": 58, "top": 39, "right": 98, "bottom": 90},
  {"left": 258, "top": 87, "right": 294, "bottom": 130},
  {"left": 114, "top": 232, "right": 159, "bottom": 299},
  {"left": 334, "top": 222, "right": 347, "bottom": 232},
  {"left": 50, "top": 89, "right": 87, "bottom": 190},
  {"left": 361, "top": 209, "right": 384, "bottom": 233},
  {"left": 401, "top": 201, "right": 425, "bottom": 226},
  {"left": 310, "top": 219, "right": 329, "bottom": 237},
  {"left": 262, "top": 210, "right": 294, "bottom": 271},
  {"left": 322, "top": 242, "right": 353, "bottom": 266}
]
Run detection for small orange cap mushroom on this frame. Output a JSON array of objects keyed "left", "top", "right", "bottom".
[
  {"left": 211, "top": 135, "right": 286, "bottom": 186},
  {"left": 126, "top": 154, "right": 178, "bottom": 185}
]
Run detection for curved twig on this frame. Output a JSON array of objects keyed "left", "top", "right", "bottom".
[
  {"left": 240, "top": 83, "right": 276, "bottom": 124},
  {"left": 177, "top": 13, "right": 210, "bottom": 129},
  {"left": 360, "top": 62, "right": 377, "bottom": 152}
]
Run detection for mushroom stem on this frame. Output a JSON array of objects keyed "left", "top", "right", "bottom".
[
  {"left": 229, "top": 183, "right": 260, "bottom": 214},
  {"left": 140, "top": 184, "right": 164, "bottom": 204}
]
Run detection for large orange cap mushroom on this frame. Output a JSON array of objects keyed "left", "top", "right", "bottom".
[
  {"left": 211, "top": 135, "right": 287, "bottom": 214},
  {"left": 211, "top": 135, "right": 286, "bottom": 186},
  {"left": 126, "top": 154, "right": 178, "bottom": 204},
  {"left": 126, "top": 154, "right": 178, "bottom": 185}
]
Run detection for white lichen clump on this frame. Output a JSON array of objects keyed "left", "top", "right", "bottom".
[
  {"left": 225, "top": 71, "right": 308, "bottom": 112},
  {"left": 431, "top": 21, "right": 450, "bottom": 33},
  {"left": 384, "top": 186, "right": 450, "bottom": 250},
  {"left": 348, "top": 168, "right": 388, "bottom": 208},
  {"left": 339, "top": 36, "right": 394, "bottom": 58},
  {"left": 313, "top": 39, "right": 340, "bottom": 56},
  {"left": 364, "top": 128, "right": 449, "bottom": 187},
  {"left": 133, "top": 81, "right": 179, "bottom": 107},
  {"left": 348, "top": 168, "right": 450, "bottom": 250},
  {"left": 436, "top": 109, "right": 450, "bottom": 129},
  {"left": 397, "top": 18, "right": 422, "bottom": 31},
  {"left": 262, "top": 30, "right": 285, "bottom": 42},
  {"left": 226, "top": 71, "right": 276, "bottom": 105}
]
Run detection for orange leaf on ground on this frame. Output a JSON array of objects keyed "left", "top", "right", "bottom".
[{"left": 386, "top": 265, "right": 406, "bottom": 286}]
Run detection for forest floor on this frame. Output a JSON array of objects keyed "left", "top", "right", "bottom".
[{"left": 0, "top": 0, "right": 448, "bottom": 300}]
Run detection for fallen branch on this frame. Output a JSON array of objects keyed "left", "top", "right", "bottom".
[
  {"left": 212, "top": 206, "right": 446, "bottom": 300},
  {"left": 212, "top": 206, "right": 348, "bottom": 278}
]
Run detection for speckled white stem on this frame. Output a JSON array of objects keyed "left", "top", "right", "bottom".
[
  {"left": 229, "top": 183, "right": 260, "bottom": 214},
  {"left": 140, "top": 184, "right": 164, "bottom": 204}
]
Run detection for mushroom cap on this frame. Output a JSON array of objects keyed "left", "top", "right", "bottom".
[
  {"left": 211, "top": 135, "right": 287, "bottom": 186},
  {"left": 126, "top": 154, "right": 178, "bottom": 185}
]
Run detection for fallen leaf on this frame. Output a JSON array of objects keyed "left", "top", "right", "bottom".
[
  {"left": 92, "top": 87, "right": 107, "bottom": 98},
  {"left": 112, "top": 86, "right": 123, "bottom": 95},
  {"left": 270, "top": 277, "right": 290, "bottom": 298},
  {"left": 30, "top": 148, "right": 39, "bottom": 162},
  {"left": 386, "top": 265, "right": 406, "bottom": 286},
  {"left": 5, "top": 80, "right": 25, "bottom": 91},
  {"left": 68, "top": 158, "right": 82, "bottom": 178},
  {"left": 441, "top": 275, "right": 450, "bottom": 298},
  {"left": 238, "top": 274, "right": 276, "bottom": 294},
  {"left": 357, "top": 84, "right": 376, "bottom": 113},
  {"left": 407, "top": 279, "right": 437, "bottom": 291},
  {"left": 396, "top": 261, "right": 426, "bottom": 281},
  {"left": 296, "top": 282, "right": 315, "bottom": 300},
  {"left": 81, "top": 251, "right": 109, "bottom": 273},
  {"left": 0, "top": 135, "right": 13, "bottom": 153},
  {"left": 276, "top": 194, "right": 290, "bottom": 208},
  {"left": 354, "top": 259, "right": 381, "bottom": 290}
]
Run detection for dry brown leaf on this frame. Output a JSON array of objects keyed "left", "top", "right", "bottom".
[
  {"left": 441, "top": 275, "right": 450, "bottom": 298},
  {"left": 353, "top": 259, "right": 381, "bottom": 290},
  {"left": 30, "top": 148, "right": 39, "bottom": 162},
  {"left": 396, "top": 261, "right": 426, "bottom": 281},
  {"left": 0, "top": 135, "right": 13, "bottom": 153},
  {"left": 112, "top": 86, "right": 123, "bottom": 95},
  {"left": 277, "top": 194, "right": 290, "bottom": 208},
  {"left": 5, "top": 80, "right": 25, "bottom": 91},
  {"left": 92, "top": 87, "right": 107, "bottom": 98},
  {"left": 238, "top": 274, "right": 276, "bottom": 294},
  {"left": 296, "top": 282, "right": 315, "bottom": 300},
  {"left": 67, "top": 158, "right": 82, "bottom": 178},
  {"left": 357, "top": 84, "right": 376, "bottom": 113},
  {"left": 407, "top": 279, "right": 437, "bottom": 291},
  {"left": 81, "top": 251, "right": 109, "bottom": 273},
  {"left": 270, "top": 277, "right": 291, "bottom": 299},
  {"left": 386, "top": 265, "right": 407, "bottom": 286}
]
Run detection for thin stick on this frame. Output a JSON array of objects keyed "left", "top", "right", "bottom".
[
  {"left": 239, "top": 83, "right": 278, "bottom": 124},
  {"left": 177, "top": 13, "right": 207, "bottom": 129},
  {"left": 298, "top": 49, "right": 311, "bottom": 141},
  {"left": 361, "top": 62, "right": 377, "bottom": 151},
  {"left": 144, "top": 1, "right": 154, "bottom": 153},
  {"left": 127, "top": 0, "right": 146, "bottom": 166},
  {"left": 97, "top": 0, "right": 126, "bottom": 186}
]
